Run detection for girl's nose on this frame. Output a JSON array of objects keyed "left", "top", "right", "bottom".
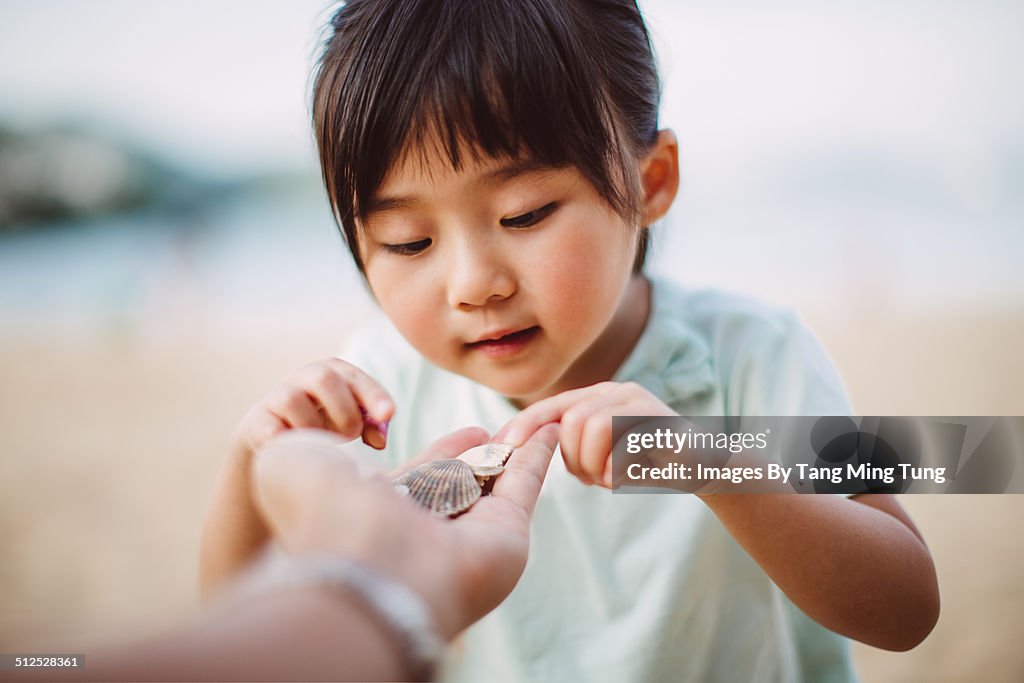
[{"left": 446, "top": 237, "right": 517, "bottom": 310}]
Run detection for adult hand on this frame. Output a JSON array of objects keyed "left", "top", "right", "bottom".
[
  {"left": 252, "top": 423, "right": 559, "bottom": 639},
  {"left": 5, "top": 426, "right": 557, "bottom": 683}
]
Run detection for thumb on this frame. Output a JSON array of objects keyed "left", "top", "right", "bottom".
[{"left": 252, "top": 429, "right": 362, "bottom": 541}]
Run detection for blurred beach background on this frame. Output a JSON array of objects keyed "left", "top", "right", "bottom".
[{"left": 1, "top": 1, "right": 1022, "bottom": 680}]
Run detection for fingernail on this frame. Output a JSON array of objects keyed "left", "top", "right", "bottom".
[
  {"left": 359, "top": 406, "right": 389, "bottom": 438},
  {"left": 364, "top": 420, "right": 388, "bottom": 445},
  {"left": 364, "top": 427, "right": 386, "bottom": 450}
]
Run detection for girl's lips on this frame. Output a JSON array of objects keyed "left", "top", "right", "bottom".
[{"left": 467, "top": 326, "right": 540, "bottom": 357}]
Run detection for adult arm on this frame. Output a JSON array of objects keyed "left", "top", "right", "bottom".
[{"left": 7, "top": 425, "right": 558, "bottom": 682}]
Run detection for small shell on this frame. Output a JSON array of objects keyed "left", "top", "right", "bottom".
[
  {"left": 457, "top": 443, "right": 516, "bottom": 479},
  {"left": 393, "top": 459, "right": 482, "bottom": 517}
]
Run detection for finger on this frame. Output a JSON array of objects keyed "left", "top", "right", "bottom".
[
  {"left": 327, "top": 359, "right": 394, "bottom": 448},
  {"left": 577, "top": 405, "right": 620, "bottom": 487},
  {"left": 328, "top": 358, "right": 395, "bottom": 423},
  {"left": 319, "top": 393, "right": 362, "bottom": 441},
  {"left": 497, "top": 384, "right": 609, "bottom": 446},
  {"left": 485, "top": 424, "right": 559, "bottom": 516},
  {"left": 243, "top": 411, "right": 289, "bottom": 453},
  {"left": 252, "top": 430, "right": 362, "bottom": 538},
  {"left": 359, "top": 406, "right": 389, "bottom": 450},
  {"left": 266, "top": 385, "right": 326, "bottom": 430},
  {"left": 557, "top": 391, "right": 624, "bottom": 484},
  {"left": 602, "top": 457, "right": 615, "bottom": 488},
  {"left": 362, "top": 424, "right": 387, "bottom": 450},
  {"left": 298, "top": 365, "right": 364, "bottom": 439},
  {"left": 390, "top": 426, "right": 491, "bottom": 476}
]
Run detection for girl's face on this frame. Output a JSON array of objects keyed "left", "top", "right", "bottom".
[{"left": 358, "top": 145, "right": 648, "bottom": 406}]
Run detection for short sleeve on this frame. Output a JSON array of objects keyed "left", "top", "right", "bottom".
[
  {"left": 727, "top": 311, "right": 853, "bottom": 416},
  {"left": 723, "top": 310, "right": 859, "bottom": 498}
]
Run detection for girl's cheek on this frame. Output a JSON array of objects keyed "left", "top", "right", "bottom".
[
  {"left": 533, "top": 219, "right": 631, "bottom": 301},
  {"left": 369, "top": 262, "right": 447, "bottom": 348},
  {"left": 366, "top": 256, "right": 428, "bottom": 301}
]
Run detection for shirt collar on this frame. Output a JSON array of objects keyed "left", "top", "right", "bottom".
[{"left": 613, "top": 277, "right": 716, "bottom": 406}]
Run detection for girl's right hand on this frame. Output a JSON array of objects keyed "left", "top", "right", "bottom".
[
  {"left": 203, "top": 358, "right": 393, "bottom": 595},
  {"left": 234, "top": 358, "right": 395, "bottom": 456}
]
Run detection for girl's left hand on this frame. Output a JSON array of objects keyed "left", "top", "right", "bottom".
[{"left": 495, "top": 382, "right": 676, "bottom": 488}]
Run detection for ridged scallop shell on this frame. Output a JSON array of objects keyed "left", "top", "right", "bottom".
[
  {"left": 393, "top": 458, "right": 482, "bottom": 517},
  {"left": 457, "top": 443, "right": 516, "bottom": 480}
]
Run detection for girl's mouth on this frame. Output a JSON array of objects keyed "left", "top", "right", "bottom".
[{"left": 467, "top": 326, "right": 540, "bottom": 358}]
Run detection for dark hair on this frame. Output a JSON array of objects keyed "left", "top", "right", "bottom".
[{"left": 312, "top": 0, "right": 660, "bottom": 273}]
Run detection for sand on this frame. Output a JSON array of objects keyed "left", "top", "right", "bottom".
[{"left": 1, "top": 310, "right": 1023, "bottom": 680}]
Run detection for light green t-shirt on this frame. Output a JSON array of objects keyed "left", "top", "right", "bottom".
[{"left": 342, "top": 277, "right": 856, "bottom": 683}]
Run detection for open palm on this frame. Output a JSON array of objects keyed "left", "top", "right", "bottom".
[{"left": 252, "top": 424, "right": 559, "bottom": 639}]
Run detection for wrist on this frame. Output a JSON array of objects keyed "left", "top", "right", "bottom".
[
  {"left": 262, "top": 581, "right": 413, "bottom": 681},
  {"left": 296, "top": 535, "right": 467, "bottom": 641},
  {"left": 229, "top": 552, "right": 445, "bottom": 681}
]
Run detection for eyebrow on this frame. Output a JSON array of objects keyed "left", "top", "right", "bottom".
[
  {"left": 477, "top": 159, "right": 559, "bottom": 186},
  {"left": 364, "top": 159, "right": 561, "bottom": 218},
  {"left": 363, "top": 195, "right": 419, "bottom": 217}
]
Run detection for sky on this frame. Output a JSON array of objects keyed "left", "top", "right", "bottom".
[
  {"left": 0, "top": 0, "right": 333, "bottom": 174},
  {"left": 1, "top": 0, "right": 1021, "bottom": 178},
  {"left": 1, "top": 0, "right": 1021, "bottom": 312}
]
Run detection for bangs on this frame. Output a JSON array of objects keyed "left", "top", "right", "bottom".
[
  {"left": 314, "top": 0, "right": 656, "bottom": 270},
  {"left": 399, "top": 1, "right": 615, "bottom": 180}
]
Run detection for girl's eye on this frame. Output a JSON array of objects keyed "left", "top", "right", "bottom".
[
  {"left": 500, "top": 202, "right": 558, "bottom": 229},
  {"left": 381, "top": 238, "right": 432, "bottom": 256}
]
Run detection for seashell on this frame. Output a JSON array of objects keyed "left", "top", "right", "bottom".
[
  {"left": 392, "top": 443, "right": 518, "bottom": 516},
  {"left": 457, "top": 443, "right": 516, "bottom": 482},
  {"left": 393, "top": 458, "right": 482, "bottom": 517}
]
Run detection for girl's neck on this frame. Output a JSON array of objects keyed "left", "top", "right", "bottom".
[{"left": 513, "top": 274, "right": 651, "bottom": 408}]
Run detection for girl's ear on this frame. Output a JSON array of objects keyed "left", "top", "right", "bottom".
[{"left": 639, "top": 129, "right": 680, "bottom": 226}]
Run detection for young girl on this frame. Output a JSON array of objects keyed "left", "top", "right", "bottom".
[{"left": 202, "top": 1, "right": 939, "bottom": 680}]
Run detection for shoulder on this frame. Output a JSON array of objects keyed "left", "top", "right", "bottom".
[
  {"left": 660, "top": 283, "right": 800, "bottom": 344},
  {"left": 652, "top": 279, "right": 810, "bottom": 367},
  {"left": 650, "top": 278, "right": 852, "bottom": 415}
]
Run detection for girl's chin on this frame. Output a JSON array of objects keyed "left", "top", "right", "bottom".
[{"left": 468, "top": 369, "right": 561, "bottom": 406}]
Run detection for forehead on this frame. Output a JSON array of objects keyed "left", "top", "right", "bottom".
[{"left": 370, "top": 135, "right": 563, "bottom": 206}]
